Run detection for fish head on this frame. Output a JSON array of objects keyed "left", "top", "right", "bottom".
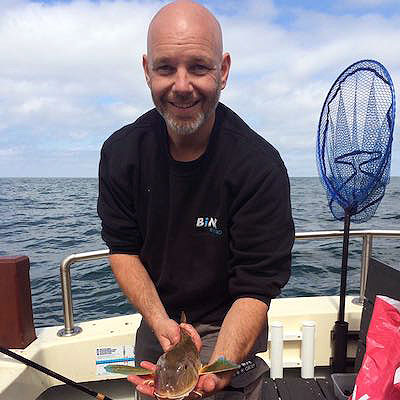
[{"left": 154, "top": 352, "right": 199, "bottom": 399}]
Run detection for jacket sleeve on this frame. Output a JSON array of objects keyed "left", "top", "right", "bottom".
[
  {"left": 228, "top": 158, "right": 294, "bottom": 307},
  {"left": 97, "top": 141, "right": 142, "bottom": 254}
]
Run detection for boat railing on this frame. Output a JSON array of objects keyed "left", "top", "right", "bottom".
[{"left": 58, "top": 229, "right": 400, "bottom": 336}]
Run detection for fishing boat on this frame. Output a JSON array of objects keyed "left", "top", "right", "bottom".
[{"left": 1, "top": 228, "right": 399, "bottom": 400}]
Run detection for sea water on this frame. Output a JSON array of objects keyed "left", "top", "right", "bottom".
[{"left": 0, "top": 177, "right": 399, "bottom": 327}]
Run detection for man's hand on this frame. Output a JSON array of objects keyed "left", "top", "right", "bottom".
[
  {"left": 129, "top": 365, "right": 232, "bottom": 400},
  {"left": 152, "top": 318, "right": 181, "bottom": 352},
  {"left": 191, "top": 371, "right": 234, "bottom": 399},
  {"left": 127, "top": 361, "right": 156, "bottom": 397},
  {"left": 180, "top": 323, "right": 202, "bottom": 352},
  {"left": 151, "top": 318, "right": 202, "bottom": 353}
]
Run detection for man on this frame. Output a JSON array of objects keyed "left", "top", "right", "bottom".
[{"left": 97, "top": 1, "right": 294, "bottom": 399}]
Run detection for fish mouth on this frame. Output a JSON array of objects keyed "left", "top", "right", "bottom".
[
  {"left": 155, "top": 390, "right": 192, "bottom": 400},
  {"left": 154, "top": 382, "right": 196, "bottom": 399}
]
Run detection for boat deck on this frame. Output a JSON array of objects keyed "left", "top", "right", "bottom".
[
  {"left": 264, "top": 377, "right": 336, "bottom": 400},
  {"left": 37, "top": 376, "right": 339, "bottom": 400}
]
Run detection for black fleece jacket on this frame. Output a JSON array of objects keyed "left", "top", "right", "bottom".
[{"left": 98, "top": 103, "right": 294, "bottom": 323}]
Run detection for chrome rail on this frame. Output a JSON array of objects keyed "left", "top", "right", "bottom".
[
  {"left": 58, "top": 230, "right": 400, "bottom": 337},
  {"left": 295, "top": 230, "right": 400, "bottom": 305},
  {"left": 58, "top": 249, "right": 109, "bottom": 337}
]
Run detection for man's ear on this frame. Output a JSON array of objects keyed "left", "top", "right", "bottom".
[
  {"left": 219, "top": 52, "right": 231, "bottom": 90},
  {"left": 143, "top": 55, "right": 151, "bottom": 88}
]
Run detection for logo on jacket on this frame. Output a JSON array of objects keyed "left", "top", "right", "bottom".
[
  {"left": 195, "top": 217, "right": 222, "bottom": 236},
  {"left": 235, "top": 360, "right": 256, "bottom": 376}
]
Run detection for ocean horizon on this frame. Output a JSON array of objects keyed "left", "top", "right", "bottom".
[{"left": 1, "top": 177, "right": 399, "bottom": 328}]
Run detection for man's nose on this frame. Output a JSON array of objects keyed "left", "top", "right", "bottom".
[{"left": 172, "top": 68, "right": 193, "bottom": 94}]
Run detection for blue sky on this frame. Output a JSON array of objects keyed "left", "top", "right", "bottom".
[{"left": 1, "top": 0, "right": 399, "bottom": 177}]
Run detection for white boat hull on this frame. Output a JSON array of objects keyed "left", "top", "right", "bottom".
[{"left": 0, "top": 295, "right": 361, "bottom": 400}]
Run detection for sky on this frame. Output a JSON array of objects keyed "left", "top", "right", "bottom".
[{"left": 0, "top": 0, "right": 399, "bottom": 177}]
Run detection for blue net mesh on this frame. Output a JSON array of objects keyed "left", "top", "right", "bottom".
[{"left": 316, "top": 60, "right": 396, "bottom": 223}]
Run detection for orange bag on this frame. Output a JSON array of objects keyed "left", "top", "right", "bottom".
[{"left": 351, "top": 295, "right": 400, "bottom": 400}]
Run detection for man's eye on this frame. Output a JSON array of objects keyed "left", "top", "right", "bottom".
[
  {"left": 157, "top": 65, "right": 174, "bottom": 74},
  {"left": 191, "top": 65, "right": 209, "bottom": 74}
]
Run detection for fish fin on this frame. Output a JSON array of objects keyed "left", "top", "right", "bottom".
[
  {"left": 199, "top": 357, "right": 239, "bottom": 375},
  {"left": 180, "top": 311, "right": 187, "bottom": 324},
  {"left": 104, "top": 364, "right": 154, "bottom": 375}
]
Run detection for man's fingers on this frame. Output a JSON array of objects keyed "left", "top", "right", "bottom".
[
  {"left": 167, "top": 327, "right": 181, "bottom": 345},
  {"left": 136, "top": 383, "right": 155, "bottom": 396},
  {"left": 160, "top": 336, "right": 176, "bottom": 352},
  {"left": 127, "top": 374, "right": 151, "bottom": 386},
  {"left": 180, "top": 323, "right": 202, "bottom": 352},
  {"left": 196, "top": 374, "right": 217, "bottom": 395},
  {"left": 155, "top": 318, "right": 181, "bottom": 351},
  {"left": 127, "top": 361, "right": 155, "bottom": 387},
  {"left": 127, "top": 375, "right": 140, "bottom": 385},
  {"left": 140, "top": 361, "right": 157, "bottom": 371},
  {"left": 203, "top": 374, "right": 217, "bottom": 393},
  {"left": 128, "top": 375, "right": 155, "bottom": 397}
]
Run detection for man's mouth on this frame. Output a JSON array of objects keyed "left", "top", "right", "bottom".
[{"left": 169, "top": 100, "right": 199, "bottom": 109}]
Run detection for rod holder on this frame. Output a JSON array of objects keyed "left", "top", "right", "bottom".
[
  {"left": 270, "top": 321, "right": 283, "bottom": 379},
  {"left": 301, "top": 320, "right": 316, "bottom": 378}
]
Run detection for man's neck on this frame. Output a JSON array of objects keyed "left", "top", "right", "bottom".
[{"left": 167, "top": 112, "right": 215, "bottom": 162}]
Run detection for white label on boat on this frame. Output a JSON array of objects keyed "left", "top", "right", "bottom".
[{"left": 96, "top": 345, "right": 135, "bottom": 375}]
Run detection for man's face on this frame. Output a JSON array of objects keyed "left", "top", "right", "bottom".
[{"left": 143, "top": 20, "right": 230, "bottom": 136}]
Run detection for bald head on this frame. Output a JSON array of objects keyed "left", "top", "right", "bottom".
[
  {"left": 142, "top": 0, "right": 231, "bottom": 139},
  {"left": 147, "top": 0, "right": 223, "bottom": 59}
]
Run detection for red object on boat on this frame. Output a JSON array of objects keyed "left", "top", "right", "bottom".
[
  {"left": 351, "top": 295, "right": 400, "bottom": 400},
  {"left": 0, "top": 256, "right": 36, "bottom": 349}
]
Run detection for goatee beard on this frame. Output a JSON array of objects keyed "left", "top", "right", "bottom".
[
  {"left": 153, "top": 88, "right": 221, "bottom": 136},
  {"left": 162, "top": 111, "right": 205, "bottom": 136}
]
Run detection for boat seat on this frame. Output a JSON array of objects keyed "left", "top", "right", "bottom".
[{"left": 354, "top": 257, "right": 400, "bottom": 372}]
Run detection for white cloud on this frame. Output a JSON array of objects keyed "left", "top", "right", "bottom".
[
  {"left": 15, "top": 97, "right": 54, "bottom": 114},
  {"left": 218, "top": 8, "right": 400, "bottom": 176},
  {"left": 0, "top": 0, "right": 399, "bottom": 177},
  {"left": 0, "top": 147, "right": 22, "bottom": 157}
]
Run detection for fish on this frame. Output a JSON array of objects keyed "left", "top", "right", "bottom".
[{"left": 105, "top": 315, "right": 239, "bottom": 400}]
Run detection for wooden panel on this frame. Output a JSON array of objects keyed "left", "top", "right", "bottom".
[{"left": 0, "top": 256, "right": 36, "bottom": 348}]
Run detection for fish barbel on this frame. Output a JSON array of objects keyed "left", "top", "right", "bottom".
[{"left": 106, "top": 318, "right": 239, "bottom": 399}]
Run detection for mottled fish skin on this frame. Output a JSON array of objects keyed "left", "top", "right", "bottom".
[
  {"left": 105, "top": 315, "right": 239, "bottom": 400},
  {"left": 154, "top": 328, "right": 202, "bottom": 399},
  {"left": 154, "top": 328, "right": 240, "bottom": 399}
]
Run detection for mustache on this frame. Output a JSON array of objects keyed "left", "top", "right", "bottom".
[{"left": 168, "top": 93, "right": 198, "bottom": 101}]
